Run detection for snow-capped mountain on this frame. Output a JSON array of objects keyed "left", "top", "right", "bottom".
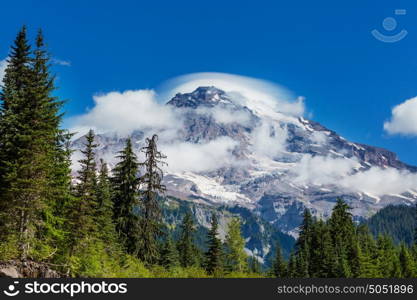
[{"left": 71, "top": 86, "right": 417, "bottom": 236}]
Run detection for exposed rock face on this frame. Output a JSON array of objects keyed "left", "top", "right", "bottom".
[
  {"left": 71, "top": 86, "right": 417, "bottom": 236},
  {"left": 0, "top": 261, "right": 63, "bottom": 278}
]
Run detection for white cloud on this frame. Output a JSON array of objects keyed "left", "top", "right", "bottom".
[
  {"left": 162, "top": 137, "right": 238, "bottom": 173},
  {"left": 293, "top": 155, "right": 359, "bottom": 186},
  {"left": 52, "top": 58, "right": 71, "bottom": 67},
  {"left": 158, "top": 72, "right": 305, "bottom": 117},
  {"left": 68, "top": 89, "right": 181, "bottom": 138},
  {"left": 292, "top": 154, "right": 417, "bottom": 196},
  {"left": 0, "top": 58, "right": 8, "bottom": 84},
  {"left": 250, "top": 121, "right": 288, "bottom": 158},
  {"left": 310, "top": 131, "right": 328, "bottom": 145},
  {"left": 384, "top": 96, "right": 417, "bottom": 135},
  {"left": 341, "top": 167, "right": 417, "bottom": 196}
]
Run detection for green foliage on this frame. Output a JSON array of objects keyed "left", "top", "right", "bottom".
[
  {"left": 365, "top": 205, "right": 417, "bottom": 246},
  {"left": 177, "top": 211, "right": 199, "bottom": 268},
  {"left": 96, "top": 160, "right": 118, "bottom": 245},
  {"left": 137, "top": 135, "right": 166, "bottom": 265},
  {"left": 111, "top": 138, "right": 140, "bottom": 254},
  {"left": 159, "top": 236, "right": 179, "bottom": 270},
  {"left": 204, "top": 213, "right": 223, "bottom": 274},
  {"left": 224, "top": 217, "right": 248, "bottom": 273},
  {"left": 68, "top": 130, "right": 99, "bottom": 255},
  {"left": 271, "top": 242, "right": 286, "bottom": 277},
  {"left": 248, "top": 255, "right": 261, "bottom": 274}
]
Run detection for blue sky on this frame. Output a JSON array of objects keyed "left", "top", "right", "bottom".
[{"left": 2, "top": 0, "right": 417, "bottom": 164}]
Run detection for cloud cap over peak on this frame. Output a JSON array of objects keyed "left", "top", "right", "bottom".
[{"left": 157, "top": 72, "right": 305, "bottom": 117}]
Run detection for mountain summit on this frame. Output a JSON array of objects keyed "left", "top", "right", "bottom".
[{"left": 168, "top": 86, "right": 230, "bottom": 108}]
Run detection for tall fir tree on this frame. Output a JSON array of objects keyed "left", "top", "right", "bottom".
[
  {"left": 69, "top": 129, "right": 99, "bottom": 254},
  {"left": 177, "top": 211, "right": 199, "bottom": 268},
  {"left": 160, "top": 235, "right": 179, "bottom": 270},
  {"left": 287, "top": 252, "right": 297, "bottom": 278},
  {"left": 137, "top": 134, "right": 167, "bottom": 265},
  {"left": 111, "top": 138, "right": 140, "bottom": 254},
  {"left": 295, "top": 208, "right": 313, "bottom": 277},
  {"left": 376, "top": 235, "right": 401, "bottom": 278},
  {"left": 32, "top": 31, "right": 74, "bottom": 260},
  {"left": 271, "top": 242, "right": 287, "bottom": 278},
  {"left": 96, "top": 159, "right": 118, "bottom": 247},
  {"left": 204, "top": 213, "right": 223, "bottom": 274},
  {"left": 328, "top": 198, "right": 356, "bottom": 277},
  {"left": 399, "top": 243, "right": 416, "bottom": 278},
  {"left": 0, "top": 27, "right": 71, "bottom": 260},
  {"left": 414, "top": 203, "right": 417, "bottom": 246},
  {"left": 224, "top": 217, "right": 248, "bottom": 273},
  {"left": 309, "top": 220, "right": 336, "bottom": 277},
  {"left": 248, "top": 255, "right": 261, "bottom": 274},
  {"left": 0, "top": 26, "right": 39, "bottom": 259}
]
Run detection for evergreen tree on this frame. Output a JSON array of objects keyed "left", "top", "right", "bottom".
[
  {"left": 287, "top": 252, "right": 297, "bottom": 278},
  {"left": 111, "top": 138, "right": 140, "bottom": 254},
  {"left": 414, "top": 203, "right": 417, "bottom": 246},
  {"left": 356, "top": 225, "right": 379, "bottom": 277},
  {"left": 295, "top": 208, "right": 313, "bottom": 277},
  {"left": 295, "top": 252, "right": 309, "bottom": 278},
  {"left": 271, "top": 242, "right": 286, "bottom": 277},
  {"left": 0, "top": 26, "right": 39, "bottom": 259},
  {"left": 205, "top": 213, "right": 223, "bottom": 274},
  {"left": 177, "top": 211, "right": 198, "bottom": 268},
  {"left": 0, "top": 27, "right": 71, "bottom": 260},
  {"left": 248, "top": 255, "right": 261, "bottom": 274},
  {"left": 328, "top": 198, "right": 356, "bottom": 277},
  {"left": 309, "top": 220, "right": 335, "bottom": 277},
  {"left": 160, "top": 235, "right": 179, "bottom": 270},
  {"left": 376, "top": 235, "right": 401, "bottom": 278},
  {"left": 96, "top": 159, "right": 118, "bottom": 246},
  {"left": 399, "top": 243, "right": 416, "bottom": 278},
  {"left": 137, "top": 134, "right": 167, "bottom": 265},
  {"left": 224, "top": 217, "right": 248, "bottom": 273},
  {"left": 69, "top": 130, "right": 99, "bottom": 254}
]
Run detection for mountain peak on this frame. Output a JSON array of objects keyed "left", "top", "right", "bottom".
[{"left": 167, "top": 86, "right": 230, "bottom": 108}]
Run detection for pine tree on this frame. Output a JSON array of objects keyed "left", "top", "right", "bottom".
[
  {"left": 0, "top": 28, "right": 71, "bottom": 260},
  {"left": 414, "top": 203, "right": 417, "bottom": 246},
  {"left": 177, "top": 211, "right": 198, "bottom": 268},
  {"left": 96, "top": 159, "right": 118, "bottom": 246},
  {"left": 328, "top": 198, "right": 356, "bottom": 277},
  {"left": 224, "top": 217, "right": 248, "bottom": 273},
  {"left": 69, "top": 130, "right": 99, "bottom": 254},
  {"left": 271, "top": 242, "right": 286, "bottom": 277},
  {"left": 295, "top": 208, "right": 313, "bottom": 277},
  {"left": 248, "top": 255, "right": 261, "bottom": 274},
  {"left": 160, "top": 235, "right": 179, "bottom": 270},
  {"left": 287, "top": 252, "right": 297, "bottom": 278},
  {"left": 0, "top": 26, "right": 38, "bottom": 259},
  {"left": 356, "top": 225, "right": 379, "bottom": 277},
  {"left": 204, "top": 213, "right": 223, "bottom": 274},
  {"left": 399, "top": 243, "right": 416, "bottom": 278},
  {"left": 376, "top": 235, "right": 401, "bottom": 278},
  {"left": 137, "top": 134, "right": 167, "bottom": 265},
  {"left": 309, "top": 220, "right": 336, "bottom": 277},
  {"left": 111, "top": 138, "right": 140, "bottom": 254}
]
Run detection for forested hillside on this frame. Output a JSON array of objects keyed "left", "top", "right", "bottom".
[{"left": 365, "top": 205, "right": 417, "bottom": 246}]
